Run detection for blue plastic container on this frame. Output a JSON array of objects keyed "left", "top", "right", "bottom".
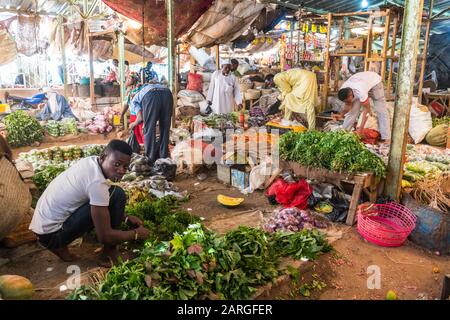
[{"left": 402, "top": 192, "right": 449, "bottom": 255}]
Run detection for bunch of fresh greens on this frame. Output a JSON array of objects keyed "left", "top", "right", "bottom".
[
  {"left": 45, "top": 120, "right": 61, "bottom": 137},
  {"left": 125, "top": 197, "right": 201, "bottom": 241},
  {"left": 3, "top": 110, "right": 44, "bottom": 147},
  {"left": 32, "top": 163, "right": 68, "bottom": 192},
  {"left": 432, "top": 116, "right": 449, "bottom": 128},
  {"left": 280, "top": 130, "right": 387, "bottom": 177},
  {"left": 68, "top": 223, "right": 332, "bottom": 301}
]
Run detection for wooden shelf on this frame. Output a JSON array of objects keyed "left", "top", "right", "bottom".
[{"left": 331, "top": 53, "right": 366, "bottom": 57}]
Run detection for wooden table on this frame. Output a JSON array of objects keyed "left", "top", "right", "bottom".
[
  {"left": 282, "top": 161, "right": 380, "bottom": 225},
  {"left": 423, "top": 92, "right": 450, "bottom": 114}
]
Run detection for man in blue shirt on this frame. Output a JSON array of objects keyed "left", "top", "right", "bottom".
[
  {"left": 140, "top": 62, "right": 158, "bottom": 83},
  {"left": 129, "top": 83, "right": 173, "bottom": 163}
]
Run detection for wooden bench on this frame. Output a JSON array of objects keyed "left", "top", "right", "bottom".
[{"left": 281, "top": 161, "right": 380, "bottom": 225}]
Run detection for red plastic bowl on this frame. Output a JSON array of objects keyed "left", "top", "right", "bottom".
[{"left": 357, "top": 203, "right": 417, "bottom": 247}]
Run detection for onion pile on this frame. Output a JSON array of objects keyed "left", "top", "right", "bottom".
[{"left": 264, "top": 207, "right": 327, "bottom": 233}]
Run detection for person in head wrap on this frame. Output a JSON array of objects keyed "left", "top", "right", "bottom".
[
  {"left": 120, "top": 72, "right": 145, "bottom": 144},
  {"left": 206, "top": 59, "right": 242, "bottom": 114}
]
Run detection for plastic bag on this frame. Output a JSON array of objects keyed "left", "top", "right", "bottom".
[
  {"left": 409, "top": 98, "right": 433, "bottom": 144},
  {"left": 152, "top": 158, "right": 177, "bottom": 181},
  {"left": 186, "top": 73, "right": 203, "bottom": 92},
  {"left": 126, "top": 132, "right": 140, "bottom": 154},
  {"left": 266, "top": 178, "right": 312, "bottom": 209}
]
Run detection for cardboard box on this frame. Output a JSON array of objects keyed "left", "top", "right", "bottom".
[
  {"left": 231, "top": 166, "right": 251, "bottom": 190},
  {"left": 337, "top": 39, "right": 366, "bottom": 53}
]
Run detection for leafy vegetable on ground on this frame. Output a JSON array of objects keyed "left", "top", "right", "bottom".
[{"left": 32, "top": 163, "right": 68, "bottom": 192}]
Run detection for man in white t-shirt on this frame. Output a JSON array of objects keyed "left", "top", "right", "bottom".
[
  {"left": 336, "top": 71, "right": 391, "bottom": 141},
  {"left": 29, "top": 140, "right": 150, "bottom": 263}
]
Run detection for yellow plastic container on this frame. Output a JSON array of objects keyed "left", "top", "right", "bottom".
[{"left": 0, "top": 104, "right": 10, "bottom": 113}]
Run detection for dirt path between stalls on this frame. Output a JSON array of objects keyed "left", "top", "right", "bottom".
[{"left": 2, "top": 138, "right": 449, "bottom": 300}]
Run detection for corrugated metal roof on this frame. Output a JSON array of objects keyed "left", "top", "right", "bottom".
[{"left": 0, "top": 0, "right": 70, "bottom": 15}]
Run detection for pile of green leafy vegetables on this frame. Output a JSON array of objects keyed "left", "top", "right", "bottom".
[
  {"left": 432, "top": 116, "right": 449, "bottom": 128},
  {"left": 280, "top": 130, "right": 387, "bottom": 178},
  {"left": 124, "top": 196, "right": 201, "bottom": 242},
  {"left": 68, "top": 220, "right": 331, "bottom": 300},
  {"left": 32, "top": 163, "right": 69, "bottom": 192},
  {"left": 3, "top": 110, "right": 44, "bottom": 147}
]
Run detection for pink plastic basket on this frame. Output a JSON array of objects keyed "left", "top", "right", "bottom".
[{"left": 356, "top": 202, "right": 417, "bottom": 247}]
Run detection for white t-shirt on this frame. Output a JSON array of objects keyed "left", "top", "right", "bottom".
[
  {"left": 341, "top": 71, "right": 382, "bottom": 103},
  {"left": 29, "top": 156, "right": 110, "bottom": 235}
]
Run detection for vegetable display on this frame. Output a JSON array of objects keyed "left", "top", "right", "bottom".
[
  {"left": 45, "top": 119, "right": 78, "bottom": 137},
  {"left": 3, "top": 110, "right": 44, "bottom": 147},
  {"left": 32, "top": 163, "right": 69, "bottom": 192},
  {"left": 432, "top": 116, "right": 449, "bottom": 128},
  {"left": 280, "top": 131, "right": 387, "bottom": 177},
  {"left": 68, "top": 208, "right": 331, "bottom": 301},
  {"left": 263, "top": 207, "right": 327, "bottom": 233}
]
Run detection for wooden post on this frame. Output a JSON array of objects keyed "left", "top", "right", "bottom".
[
  {"left": 387, "top": 14, "right": 399, "bottom": 93},
  {"left": 385, "top": 0, "right": 425, "bottom": 201},
  {"left": 321, "top": 13, "right": 332, "bottom": 111},
  {"left": 381, "top": 10, "right": 391, "bottom": 82},
  {"left": 418, "top": 0, "right": 434, "bottom": 100},
  {"left": 118, "top": 31, "right": 126, "bottom": 109},
  {"left": 88, "top": 35, "right": 95, "bottom": 110},
  {"left": 58, "top": 15, "right": 68, "bottom": 98},
  {"left": 166, "top": 0, "right": 177, "bottom": 128},
  {"left": 364, "top": 15, "right": 373, "bottom": 71},
  {"left": 344, "top": 17, "right": 351, "bottom": 39},
  {"left": 215, "top": 45, "right": 220, "bottom": 70}
]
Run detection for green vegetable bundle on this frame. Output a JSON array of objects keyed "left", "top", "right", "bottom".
[
  {"left": 45, "top": 120, "right": 61, "bottom": 137},
  {"left": 32, "top": 163, "right": 68, "bottom": 192},
  {"left": 280, "top": 131, "right": 387, "bottom": 177},
  {"left": 432, "top": 116, "right": 450, "bottom": 128},
  {"left": 3, "top": 110, "right": 44, "bottom": 147}
]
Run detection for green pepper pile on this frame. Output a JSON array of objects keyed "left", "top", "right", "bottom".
[
  {"left": 280, "top": 131, "right": 387, "bottom": 178},
  {"left": 3, "top": 110, "right": 44, "bottom": 147}
]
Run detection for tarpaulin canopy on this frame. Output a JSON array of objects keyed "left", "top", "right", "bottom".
[
  {"left": 181, "top": 0, "right": 267, "bottom": 48},
  {"left": 102, "top": 0, "right": 213, "bottom": 46},
  {"left": 0, "top": 26, "right": 17, "bottom": 66}
]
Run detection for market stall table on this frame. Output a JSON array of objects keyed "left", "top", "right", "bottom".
[{"left": 281, "top": 160, "right": 380, "bottom": 226}]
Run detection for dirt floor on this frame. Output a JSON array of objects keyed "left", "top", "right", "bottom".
[{"left": 1, "top": 136, "right": 449, "bottom": 300}]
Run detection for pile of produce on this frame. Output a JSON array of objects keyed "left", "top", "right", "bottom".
[
  {"left": 32, "top": 163, "right": 69, "bottom": 192},
  {"left": 19, "top": 144, "right": 103, "bottom": 169},
  {"left": 45, "top": 119, "right": 78, "bottom": 137},
  {"left": 432, "top": 116, "right": 450, "bottom": 128},
  {"left": 68, "top": 223, "right": 331, "bottom": 300},
  {"left": 3, "top": 110, "right": 44, "bottom": 147},
  {"left": 410, "top": 174, "right": 450, "bottom": 213},
  {"left": 263, "top": 207, "right": 328, "bottom": 233},
  {"left": 280, "top": 131, "right": 387, "bottom": 177},
  {"left": 82, "top": 113, "right": 113, "bottom": 134},
  {"left": 193, "top": 113, "right": 237, "bottom": 131}
]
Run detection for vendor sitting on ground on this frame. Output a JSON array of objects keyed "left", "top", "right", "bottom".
[
  {"left": 36, "top": 89, "right": 78, "bottom": 121},
  {"left": 274, "top": 68, "right": 320, "bottom": 129},
  {"left": 206, "top": 59, "right": 242, "bottom": 114},
  {"left": 29, "top": 140, "right": 150, "bottom": 263}
]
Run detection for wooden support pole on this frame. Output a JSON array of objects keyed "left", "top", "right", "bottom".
[
  {"left": 387, "top": 14, "right": 399, "bottom": 94},
  {"left": 344, "top": 17, "right": 351, "bottom": 39},
  {"left": 58, "top": 15, "right": 68, "bottom": 98},
  {"left": 215, "top": 45, "right": 220, "bottom": 70},
  {"left": 321, "top": 13, "right": 332, "bottom": 111},
  {"left": 381, "top": 10, "right": 391, "bottom": 82},
  {"left": 166, "top": 0, "right": 177, "bottom": 128},
  {"left": 88, "top": 35, "right": 95, "bottom": 110},
  {"left": 364, "top": 15, "right": 373, "bottom": 71},
  {"left": 418, "top": 0, "right": 434, "bottom": 100},
  {"left": 118, "top": 31, "right": 126, "bottom": 108},
  {"left": 385, "top": 0, "right": 425, "bottom": 201}
]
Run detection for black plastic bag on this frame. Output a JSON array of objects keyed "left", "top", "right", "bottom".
[
  {"left": 126, "top": 132, "right": 140, "bottom": 154},
  {"left": 152, "top": 158, "right": 177, "bottom": 181}
]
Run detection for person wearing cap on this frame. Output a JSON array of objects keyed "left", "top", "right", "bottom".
[
  {"left": 206, "top": 59, "right": 242, "bottom": 114},
  {"left": 273, "top": 68, "right": 320, "bottom": 129},
  {"left": 336, "top": 71, "right": 391, "bottom": 142}
]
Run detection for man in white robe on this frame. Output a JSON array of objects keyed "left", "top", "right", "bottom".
[{"left": 206, "top": 60, "right": 242, "bottom": 114}]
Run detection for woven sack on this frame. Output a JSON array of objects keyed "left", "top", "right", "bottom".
[
  {"left": 0, "top": 155, "right": 32, "bottom": 240},
  {"left": 244, "top": 89, "right": 261, "bottom": 100},
  {"left": 239, "top": 82, "right": 253, "bottom": 93}
]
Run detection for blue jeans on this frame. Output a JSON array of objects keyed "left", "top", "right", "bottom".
[{"left": 36, "top": 187, "right": 126, "bottom": 250}]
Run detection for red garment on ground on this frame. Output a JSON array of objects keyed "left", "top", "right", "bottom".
[
  {"left": 357, "top": 129, "right": 380, "bottom": 144},
  {"left": 266, "top": 178, "right": 312, "bottom": 209},
  {"left": 130, "top": 114, "right": 144, "bottom": 144}
]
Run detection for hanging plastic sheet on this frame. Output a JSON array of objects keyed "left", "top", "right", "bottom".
[{"left": 0, "top": 26, "right": 17, "bottom": 66}]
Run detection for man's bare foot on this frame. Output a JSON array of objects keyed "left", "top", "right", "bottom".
[
  {"left": 98, "top": 247, "right": 130, "bottom": 267},
  {"left": 50, "top": 247, "right": 79, "bottom": 262}
]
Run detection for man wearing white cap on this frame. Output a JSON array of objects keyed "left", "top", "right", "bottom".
[{"left": 206, "top": 59, "right": 243, "bottom": 114}]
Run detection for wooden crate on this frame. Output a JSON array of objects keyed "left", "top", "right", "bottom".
[{"left": 337, "top": 38, "right": 366, "bottom": 53}]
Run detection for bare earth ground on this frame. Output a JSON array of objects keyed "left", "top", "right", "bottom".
[{"left": 1, "top": 137, "right": 449, "bottom": 300}]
